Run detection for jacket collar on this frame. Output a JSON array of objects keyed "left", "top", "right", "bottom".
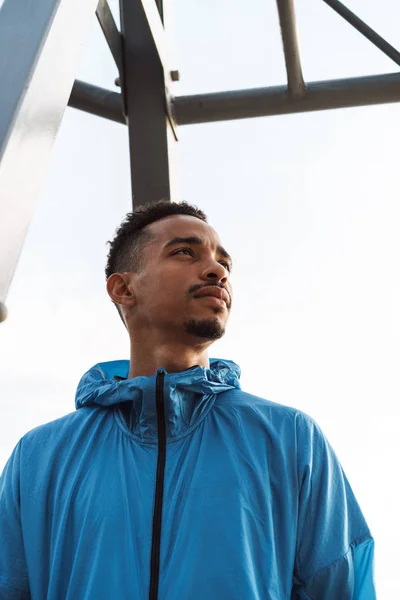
[{"left": 75, "top": 358, "right": 241, "bottom": 441}]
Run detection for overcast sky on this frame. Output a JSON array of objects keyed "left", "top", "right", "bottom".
[{"left": 1, "top": 0, "right": 399, "bottom": 595}]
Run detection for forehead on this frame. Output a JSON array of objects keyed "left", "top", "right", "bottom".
[{"left": 147, "top": 214, "right": 222, "bottom": 246}]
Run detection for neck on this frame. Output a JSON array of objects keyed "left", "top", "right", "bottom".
[{"left": 128, "top": 334, "right": 211, "bottom": 378}]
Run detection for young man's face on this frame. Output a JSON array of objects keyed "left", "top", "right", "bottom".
[{"left": 128, "top": 214, "right": 233, "bottom": 342}]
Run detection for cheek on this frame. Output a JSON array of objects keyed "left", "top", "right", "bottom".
[{"left": 141, "top": 273, "right": 187, "bottom": 307}]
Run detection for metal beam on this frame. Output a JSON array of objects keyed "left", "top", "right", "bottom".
[
  {"left": 173, "top": 72, "right": 400, "bottom": 125},
  {"left": 0, "top": 0, "right": 98, "bottom": 313},
  {"left": 139, "top": 0, "right": 168, "bottom": 71},
  {"left": 69, "top": 70, "right": 400, "bottom": 127},
  {"left": 96, "top": 0, "right": 123, "bottom": 73},
  {"left": 68, "top": 80, "right": 126, "bottom": 124},
  {"left": 155, "top": 0, "right": 164, "bottom": 23},
  {"left": 276, "top": 0, "right": 305, "bottom": 97},
  {"left": 119, "top": 0, "right": 178, "bottom": 206},
  {"left": 69, "top": 71, "right": 400, "bottom": 126},
  {"left": 321, "top": 0, "right": 400, "bottom": 67}
]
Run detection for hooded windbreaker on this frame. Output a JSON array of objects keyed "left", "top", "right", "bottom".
[{"left": 0, "top": 358, "right": 376, "bottom": 599}]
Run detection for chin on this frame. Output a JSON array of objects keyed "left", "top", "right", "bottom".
[{"left": 183, "top": 317, "right": 226, "bottom": 341}]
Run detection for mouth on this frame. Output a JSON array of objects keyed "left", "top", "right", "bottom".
[
  {"left": 196, "top": 295, "right": 227, "bottom": 309},
  {"left": 193, "top": 286, "right": 230, "bottom": 307}
]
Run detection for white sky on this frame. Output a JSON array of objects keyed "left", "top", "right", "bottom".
[{"left": 1, "top": 0, "right": 399, "bottom": 595}]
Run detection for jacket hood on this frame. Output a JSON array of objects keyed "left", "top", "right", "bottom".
[{"left": 75, "top": 358, "right": 241, "bottom": 441}]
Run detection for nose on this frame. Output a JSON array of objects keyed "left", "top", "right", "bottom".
[{"left": 201, "top": 259, "right": 229, "bottom": 285}]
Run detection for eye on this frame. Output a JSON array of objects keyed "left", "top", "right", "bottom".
[
  {"left": 173, "top": 247, "right": 195, "bottom": 257},
  {"left": 219, "top": 261, "right": 231, "bottom": 272},
  {"left": 172, "top": 248, "right": 231, "bottom": 272}
]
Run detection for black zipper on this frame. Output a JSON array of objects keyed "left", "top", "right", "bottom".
[{"left": 149, "top": 369, "right": 167, "bottom": 600}]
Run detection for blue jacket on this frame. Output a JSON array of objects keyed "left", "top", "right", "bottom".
[{"left": 0, "top": 359, "right": 376, "bottom": 599}]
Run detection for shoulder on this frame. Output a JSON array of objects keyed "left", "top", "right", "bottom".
[
  {"left": 19, "top": 407, "right": 109, "bottom": 457},
  {"left": 218, "top": 387, "right": 314, "bottom": 423},
  {"left": 216, "top": 388, "right": 320, "bottom": 440},
  {"left": 21, "top": 407, "right": 92, "bottom": 439}
]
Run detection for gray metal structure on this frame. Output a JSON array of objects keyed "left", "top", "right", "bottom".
[
  {"left": 70, "top": 0, "right": 400, "bottom": 193},
  {"left": 0, "top": 0, "right": 100, "bottom": 320},
  {"left": 1, "top": 0, "right": 400, "bottom": 321}
]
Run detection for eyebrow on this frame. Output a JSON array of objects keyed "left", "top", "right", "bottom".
[{"left": 164, "top": 236, "right": 233, "bottom": 266}]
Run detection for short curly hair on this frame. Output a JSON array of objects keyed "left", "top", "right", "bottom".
[{"left": 105, "top": 200, "right": 208, "bottom": 320}]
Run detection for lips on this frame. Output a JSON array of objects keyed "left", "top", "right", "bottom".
[{"left": 193, "top": 286, "right": 230, "bottom": 306}]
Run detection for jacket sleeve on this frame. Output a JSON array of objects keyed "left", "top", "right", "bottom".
[
  {"left": 292, "top": 413, "right": 376, "bottom": 599},
  {"left": 0, "top": 440, "right": 30, "bottom": 599}
]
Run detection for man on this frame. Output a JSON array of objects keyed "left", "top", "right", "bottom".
[{"left": 0, "top": 200, "right": 376, "bottom": 599}]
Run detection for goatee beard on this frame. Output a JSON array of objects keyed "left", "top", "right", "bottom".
[{"left": 183, "top": 317, "right": 225, "bottom": 341}]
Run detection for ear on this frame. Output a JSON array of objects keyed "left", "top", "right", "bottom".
[{"left": 106, "top": 273, "right": 136, "bottom": 309}]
